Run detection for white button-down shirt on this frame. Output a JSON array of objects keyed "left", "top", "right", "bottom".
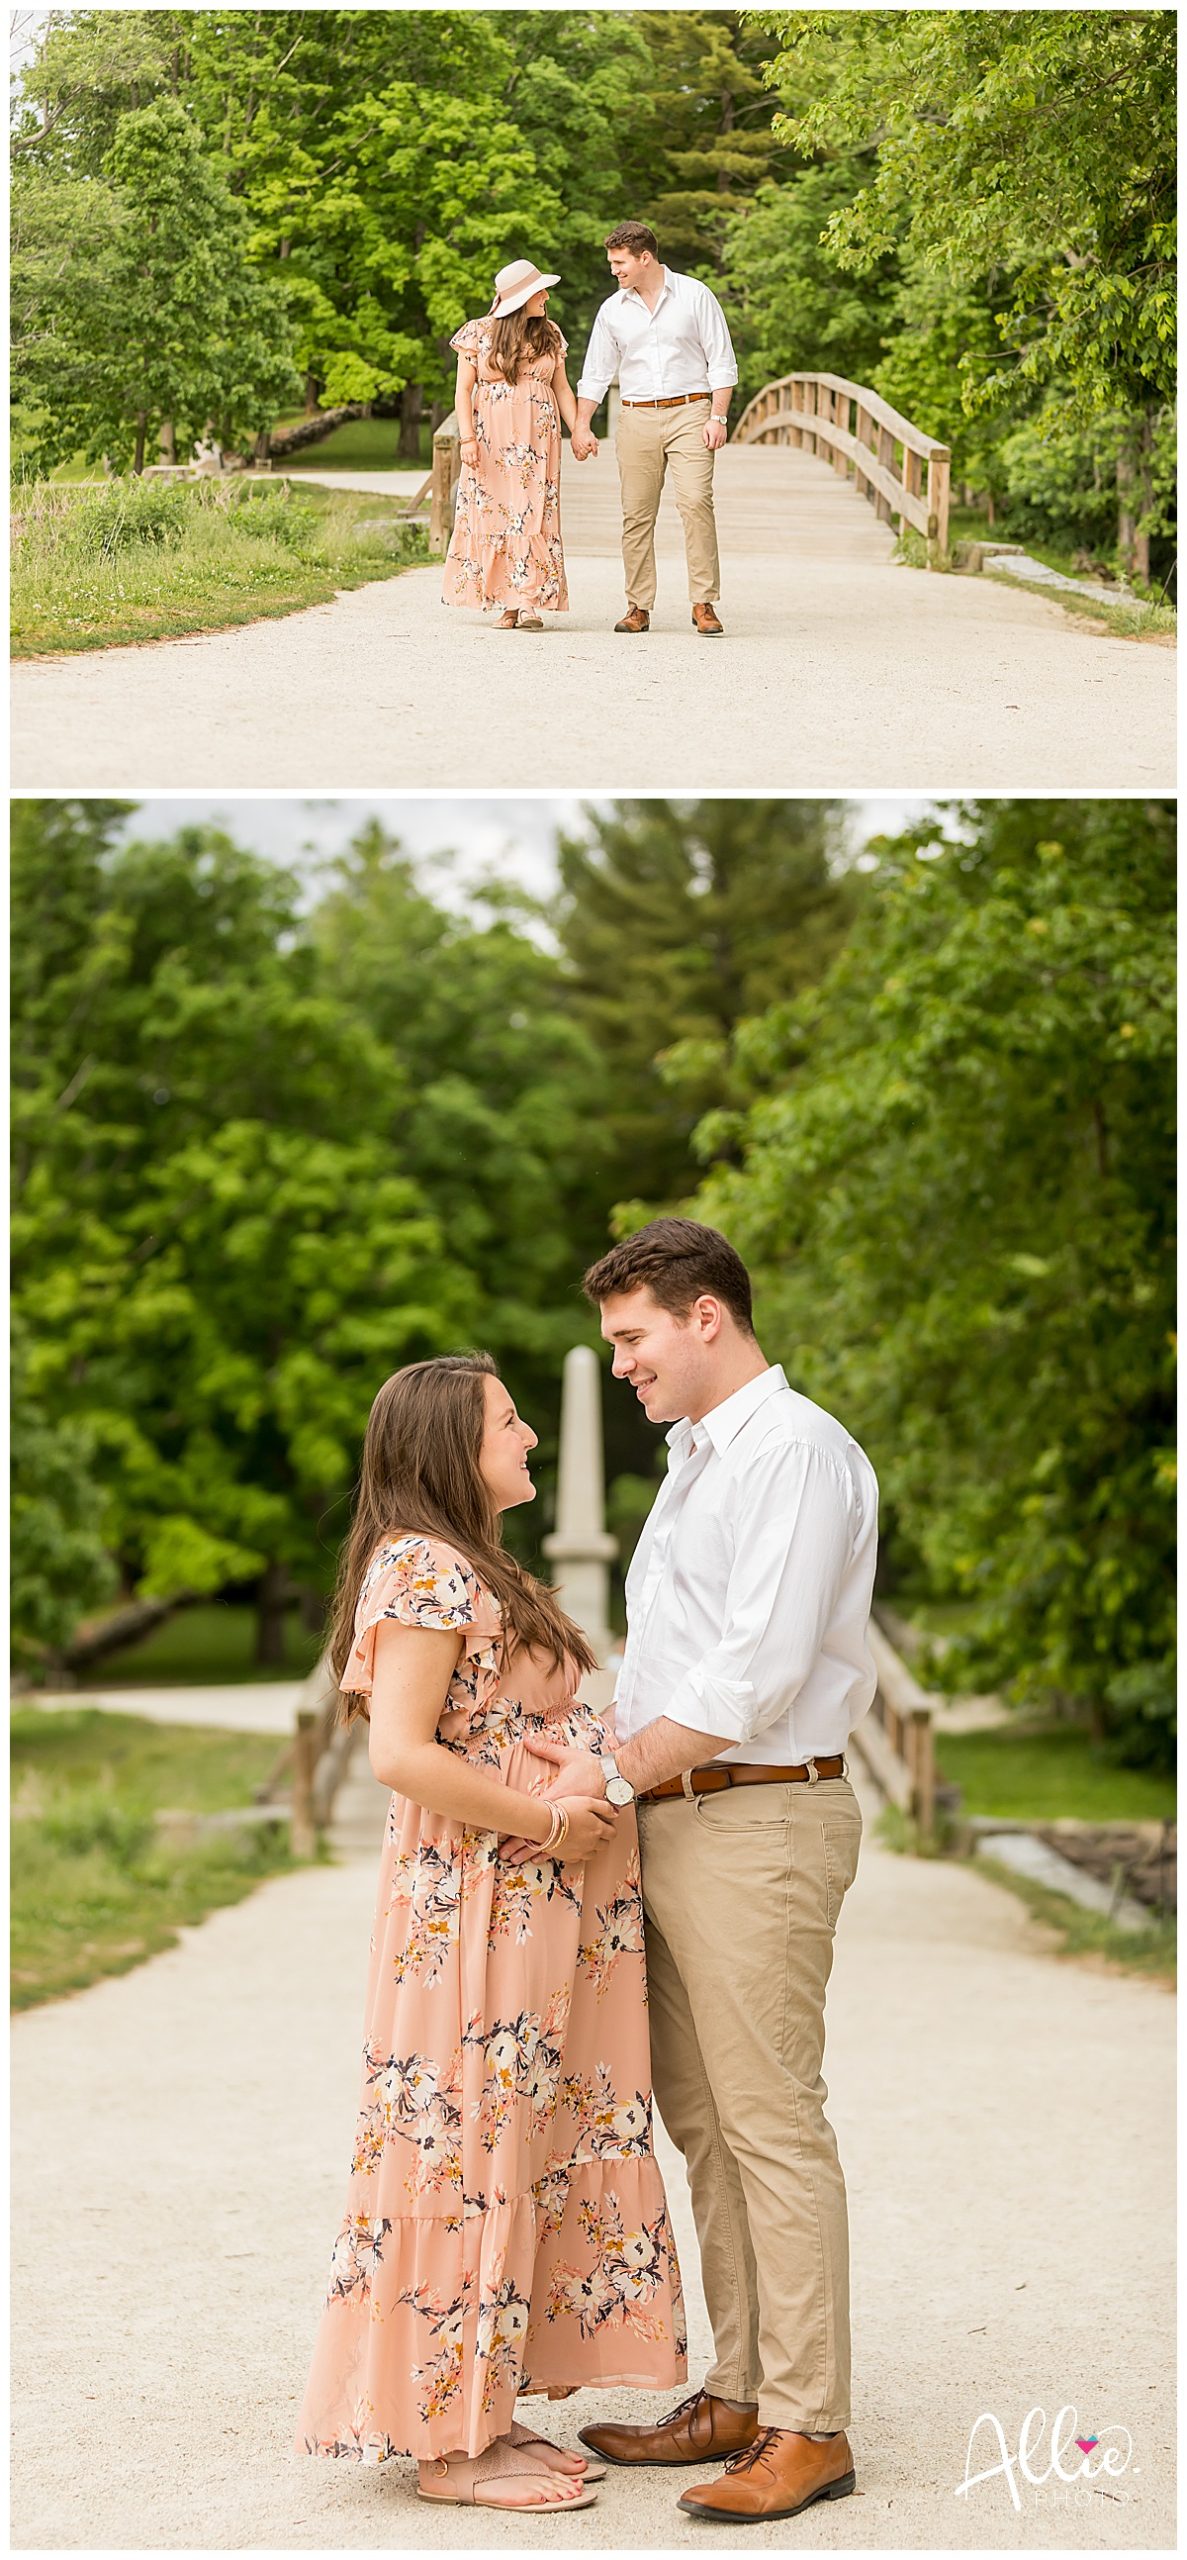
[
  {"left": 577, "top": 267, "right": 739, "bottom": 408},
  {"left": 614, "top": 1365, "right": 879, "bottom": 1764}
]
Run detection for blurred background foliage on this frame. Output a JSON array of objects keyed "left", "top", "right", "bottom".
[
  {"left": 10, "top": 796, "right": 1175, "bottom": 1772},
  {"left": 10, "top": 7, "right": 1176, "bottom": 582}
]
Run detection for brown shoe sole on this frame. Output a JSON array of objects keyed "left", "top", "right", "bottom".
[
  {"left": 614, "top": 622, "right": 651, "bottom": 634},
  {"left": 692, "top": 621, "right": 724, "bottom": 636},
  {"left": 678, "top": 2468, "right": 856, "bottom": 2520},
  {"left": 577, "top": 2430, "right": 753, "bottom": 2469}
]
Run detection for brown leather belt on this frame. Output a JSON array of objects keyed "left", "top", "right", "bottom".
[
  {"left": 621, "top": 392, "right": 712, "bottom": 409},
  {"left": 640, "top": 1755, "right": 847, "bottom": 1803}
]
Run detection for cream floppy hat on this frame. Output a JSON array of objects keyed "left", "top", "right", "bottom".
[{"left": 488, "top": 258, "right": 561, "bottom": 319}]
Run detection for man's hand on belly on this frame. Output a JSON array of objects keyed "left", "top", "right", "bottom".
[{"left": 518, "top": 1716, "right": 732, "bottom": 1808}]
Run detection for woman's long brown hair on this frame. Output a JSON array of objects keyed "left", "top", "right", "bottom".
[
  {"left": 488, "top": 311, "right": 562, "bottom": 382},
  {"left": 330, "top": 1352, "right": 597, "bottom": 1721}
]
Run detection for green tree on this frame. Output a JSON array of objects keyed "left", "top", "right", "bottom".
[
  {"left": 692, "top": 800, "right": 1175, "bottom": 1767},
  {"left": 10, "top": 1321, "right": 117, "bottom": 1669},
  {"left": 719, "top": 156, "right": 897, "bottom": 405},
  {"left": 556, "top": 797, "right": 854, "bottom": 1211},
  {"left": 11, "top": 806, "right": 466, "bottom": 1663},
  {"left": 12, "top": 95, "right": 298, "bottom": 472},
  {"left": 752, "top": 9, "right": 1176, "bottom": 569},
  {"left": 624, "top": 11, "right": 785, "bottom": 272}
]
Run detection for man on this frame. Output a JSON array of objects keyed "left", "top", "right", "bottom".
[
  {"left": 524, "top": 1217, "right": 878, "bottom": 2524},
  {"left": 574, "top": 222, "right": 738, "bottom": 637}
]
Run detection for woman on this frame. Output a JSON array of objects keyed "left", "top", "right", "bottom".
[
  {"left": 442, "top": 258, "right": 590, "bottom": 630},
  {"left": 295, "top": 1353, "right": 686, "bottom": 2514}
]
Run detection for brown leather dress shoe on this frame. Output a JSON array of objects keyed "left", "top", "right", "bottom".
[
  {"left": 678, "top": 2427, "right": 856, "bottom": 2521},
  {"left": 614, "top": 604, "right": 651, "bottom": 632},
  {"left": 691, "top": 601, "right": 724, "bottom": 635},
  {"left": 579, "top": 2388, "right": 758, "bottom": 2469}
]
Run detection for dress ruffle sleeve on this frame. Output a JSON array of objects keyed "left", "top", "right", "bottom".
[
  {"left": 341, "top": 1535, "right": 502, "bottom": 1698},
  {"left": 449, "top": 318, "right": 484, "bottom": 360}
]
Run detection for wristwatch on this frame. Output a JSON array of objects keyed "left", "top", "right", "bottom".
[{"left": 599, "top": 1750, "right": 635, "bottom": 1808}]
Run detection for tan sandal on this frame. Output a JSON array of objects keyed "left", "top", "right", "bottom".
[
  {"left": 418, "top": 2437, "right": 600, "bottom": 2511},
  {"left": 510, "top": 2420, "right": 607, "bottom": 2484},
  {"left": 496, "top": 610, "right": 520, "bottom": 630},
  {"left": 517, "top": 613, "right": 544, "bottom": 630}
]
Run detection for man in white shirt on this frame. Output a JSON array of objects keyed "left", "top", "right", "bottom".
[
  {"left": 524, "top": 1217, "right": 877, "bottom": 2524},
  {"left": 574, "top": 220, "right": 738, "bottom": 636}
]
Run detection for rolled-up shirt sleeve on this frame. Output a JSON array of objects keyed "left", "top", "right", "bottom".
[
  {"left": 577, "top": 304, "right": 620, "bottom": 406},
  {"left": 662, "top": 1438, "right": 855, "bottom": 1746},
  {"left": 697, "top": 283, "right": 739, "bottom": 393}
]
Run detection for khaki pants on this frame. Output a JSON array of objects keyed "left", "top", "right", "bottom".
[
  {"left": 638, "top": 1773, "right": 862, "bottom": 2433},
  {"left": 616, "top": 398, "right": 721, "bottom": 607}
]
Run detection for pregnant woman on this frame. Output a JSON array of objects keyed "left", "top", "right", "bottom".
[
  {"left": 442, "top": 259, "right": 593, "bottom": 629},
  {"left": 296, "top": 1352, "right": 685, "bottom": 2514}
]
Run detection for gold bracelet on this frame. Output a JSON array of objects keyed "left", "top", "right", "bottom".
[
  {"left": 540, "top": 1801, "right": 563, "bottom": 1853},
  {"left": 552, "top": 1804, "right": 570, "bottom": 1852}
]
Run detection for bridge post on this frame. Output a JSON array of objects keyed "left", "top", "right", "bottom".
[
  {"left": 430, "top": 415, "right": 461, "bottom": 550},
  {"left": 927, "top": 449, "right": 951, "bottom": 567},
  {"left": 876, "top": 425, "right": 895, "bottom": 524}
]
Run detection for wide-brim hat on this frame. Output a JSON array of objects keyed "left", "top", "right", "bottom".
[{"left": 488, "top": 259, "right": 561, "bottom": 319}]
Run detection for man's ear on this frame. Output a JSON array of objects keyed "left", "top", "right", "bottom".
[{"left": 694, "top": 1294, "right": 724, "bottom": 1343}]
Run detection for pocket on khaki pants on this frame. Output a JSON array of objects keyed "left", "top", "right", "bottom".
[{"left": 820, "top": 1801, "right": 863, "bottom": 1928}]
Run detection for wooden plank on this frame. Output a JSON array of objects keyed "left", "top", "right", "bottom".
[{"left": 849, "top": 1708, "right": 912, "bottom": 1811}]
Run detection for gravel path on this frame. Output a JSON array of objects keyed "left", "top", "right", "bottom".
[
  {"left": 11, "top": 447, "right": 1174, "bottom": 791},
  {"left": 11, "top": 1737, "right": 1173, "bottom": 2550}
]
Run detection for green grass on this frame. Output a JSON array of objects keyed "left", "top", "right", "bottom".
[
  {"left": 874, "top": 1805, "right": 1175, "bottom": 1984},
  {"left": 896, "top": 507, "right": 1176, "bottom": 638},
  {"left": 935, "top": 1722, "right": 1177, "bottom": 1822},
  {"left": 274, "top": 415, "right": 430, "bottom": 471},
  {"left": 973, "top": 1850, "right": 1176, "bottom": 1985},
  {"left": 11, "top": 1704, "right": 301, "bottom": 2009},
  {"left": 11, "top": 473, "right": 430, "bottom": 656},
  {"left": 984, "top": 569, "right": 1175, "bottom": 642},
  {"left": 75, "top": 1601, "right": 322, "bottom": 1689}
]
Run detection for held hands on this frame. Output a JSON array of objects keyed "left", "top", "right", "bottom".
[
  {"left": 703, "top": 415, "right": 728, "bottom": 452},
  {"left": 570, "top": 431, "right": 598, "bottom": 462},
  {"left": 501, "top": 1790, "right": 616, "bottom": 1864}
]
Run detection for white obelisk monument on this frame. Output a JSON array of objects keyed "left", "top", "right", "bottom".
[{"left": 544, "top": 1344, "right": 618, "bottom": 1683}]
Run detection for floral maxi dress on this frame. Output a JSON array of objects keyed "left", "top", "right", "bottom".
[
  {"left": 295, "top": 1536, "right": 686, "bottom": 2463},
  {"left": 442, "top": 319, "right": 569, "bottom": 615}
]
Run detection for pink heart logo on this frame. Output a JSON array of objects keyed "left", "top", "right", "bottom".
[{"left": 1075, "top": 2437, "right": 1099, "bottom": 2455}]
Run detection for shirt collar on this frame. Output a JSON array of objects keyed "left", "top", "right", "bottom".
[
  {"left": 666, "top": 1364, "right": 789, "bottom": 1462},
  {"left": 623, "top": 265, "right": 672, "bottom": 310}
]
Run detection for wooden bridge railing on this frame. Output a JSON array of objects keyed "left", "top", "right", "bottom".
[
  {"left": 733, "top": 371, "right": 951, "bottom": 567},
  {"left": 849, "top": 1614, "right": 937, "bottom": 1844},
  {"left": 398, "top": 410, "right": 461, "bottom": 546},
  {"left": 254, "top": 1647, "right": 354, "bottom": 1854}
]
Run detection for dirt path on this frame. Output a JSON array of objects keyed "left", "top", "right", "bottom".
[
  {"left": 10, "top": 447, "right": 1174, "bottom": 791},
  {"left": 11, "top": 1736, "right": 1173, "bottom": 2550}
]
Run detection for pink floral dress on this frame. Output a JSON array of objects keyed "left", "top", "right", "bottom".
[
  {"left": 442, "top": 319, "right": 570, "bottom": 614},
  {"left": 296, "top": 1535, "right": 686, "bottom": 2463}
]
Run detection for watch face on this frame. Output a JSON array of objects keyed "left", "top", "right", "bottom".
[{"left": 606, "top": 1776, "right": 634, "bottom": 1807}]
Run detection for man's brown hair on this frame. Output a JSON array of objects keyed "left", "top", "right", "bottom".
[
  {"left": 605, "top": 220, "right": 659, "bottom": 259},
  {"left": 583, "top": 1217, "right": 755, "bottom": 1335}
]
